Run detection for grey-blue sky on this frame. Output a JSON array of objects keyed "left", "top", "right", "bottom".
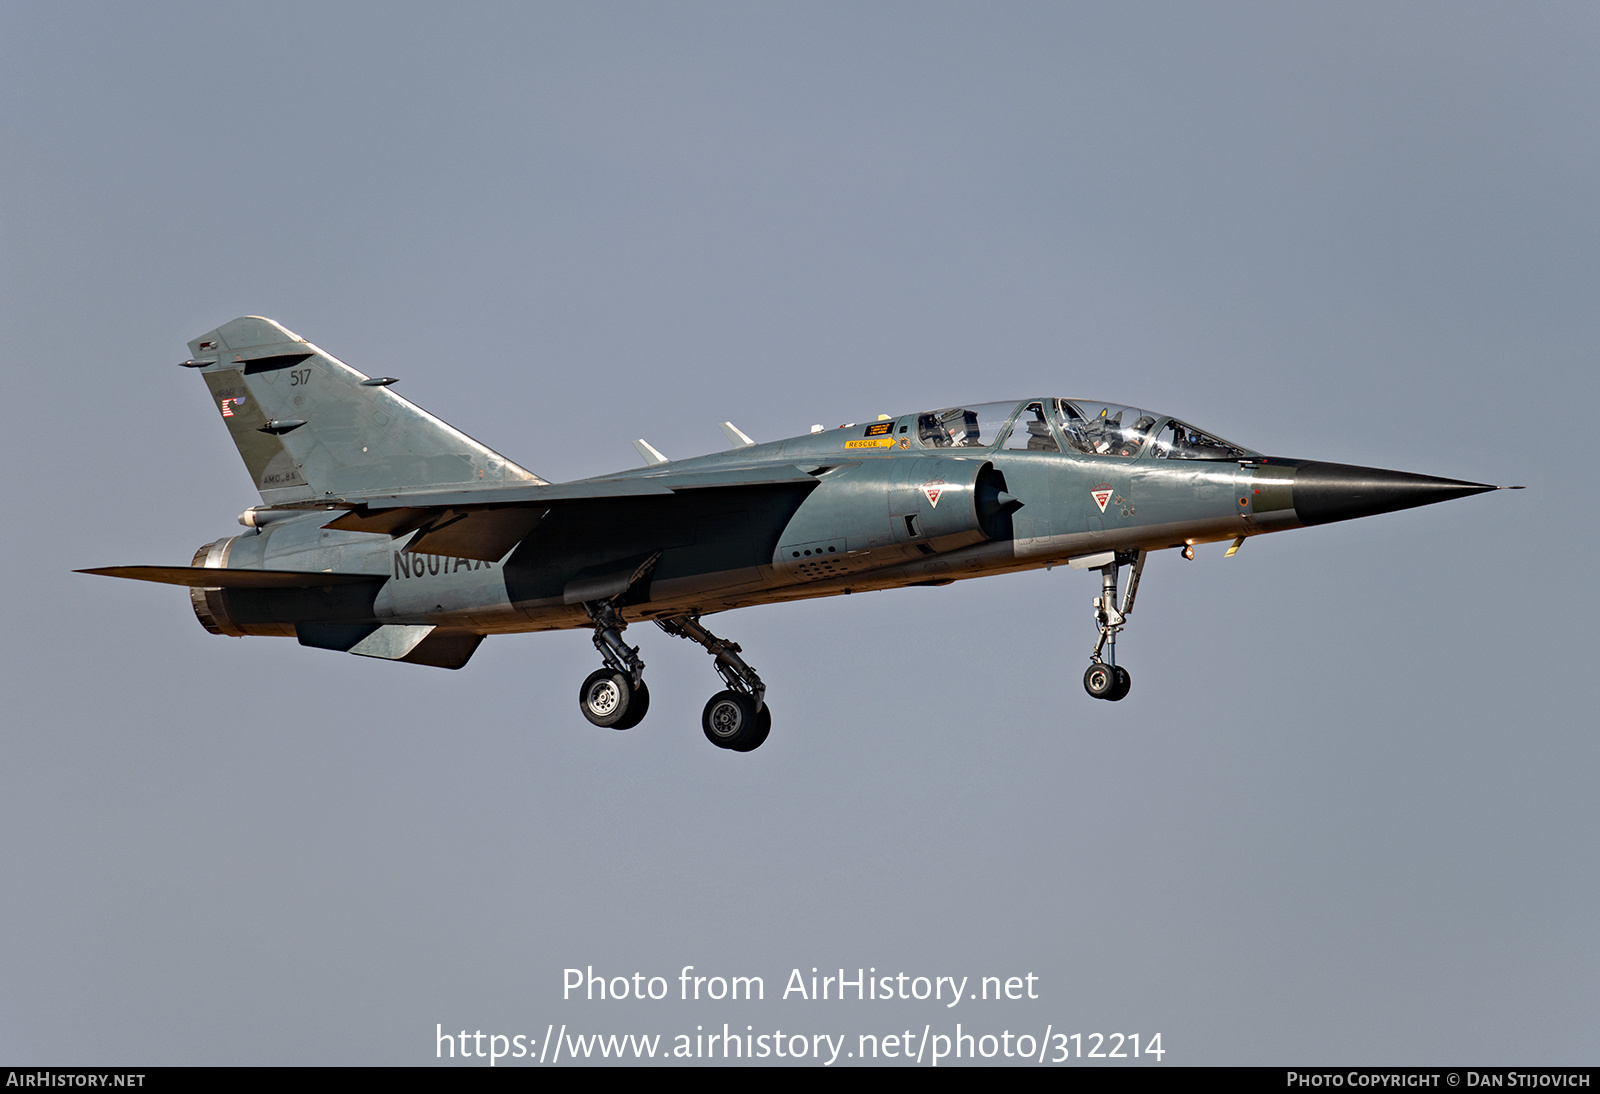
[{"left": 1, "top": 2, "right": 1595, "bottom": 1064}]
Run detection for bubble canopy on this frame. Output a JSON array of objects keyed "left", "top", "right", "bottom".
[{"left": 913, "top": 399, "right": 1255, "bottom": 459}]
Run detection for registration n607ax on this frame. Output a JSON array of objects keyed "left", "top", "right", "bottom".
[{"left": 82, "top": 317, "right": 1513, "bottom": 753}]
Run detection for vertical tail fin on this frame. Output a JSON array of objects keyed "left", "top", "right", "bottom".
[{"left": 186, "top": 317, "right": 543, "bottom": 505}]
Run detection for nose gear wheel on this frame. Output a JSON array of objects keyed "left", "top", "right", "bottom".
[{"left": 1084, "top": 662, "right": 1117, "bottom": 699}]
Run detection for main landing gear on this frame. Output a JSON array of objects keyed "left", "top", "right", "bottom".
[
  {"left": 578, "top": 600, "right": 650, "bottom": 729},
  {"left": 575, "top": 601, "right": 771, "bottom": 751},
  {"left": 1084, "top": 549, "right": 1144, "bottom": 702},
  {"left": 656, "top": 614, "right": 771, "bottom": 752}
]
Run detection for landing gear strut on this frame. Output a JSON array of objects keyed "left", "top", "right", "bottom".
[
  {"left": 657, "top": 614, "right": 772, "bottom": 751},
  {"left": 1085, "top": 549, "right": 1143, "bottom": 702},
  {"left": 578, "top": 600, "right": 650, "bottom": 729}
]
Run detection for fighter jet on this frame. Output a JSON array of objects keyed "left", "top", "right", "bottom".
[{"left": 80, "top": 317, "right": 1515, "bottom": 752}]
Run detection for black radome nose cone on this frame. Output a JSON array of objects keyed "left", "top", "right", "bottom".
[{"left": 1286, "top": 461, "right": 1497, "bottom": 526}]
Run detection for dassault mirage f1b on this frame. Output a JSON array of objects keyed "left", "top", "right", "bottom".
[{"left": 82, "top": 317, "right": 1515, "bottom": 752}]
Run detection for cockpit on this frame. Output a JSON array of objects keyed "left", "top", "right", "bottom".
[{"left": 913, "top": 399, "right": 1254, "bottom": 460}]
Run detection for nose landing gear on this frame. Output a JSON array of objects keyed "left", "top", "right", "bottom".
[{"left": 1084, "top": 550, "right": 1143, "bottom": 702}]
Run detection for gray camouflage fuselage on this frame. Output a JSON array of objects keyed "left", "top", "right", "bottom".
[{"left": 86, "top": 317, "right": 1501, "bottom": 678}]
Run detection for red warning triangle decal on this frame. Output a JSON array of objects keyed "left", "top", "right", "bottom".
[
  {"left": 1090, "top": 486, "right": 1113, "bottom": 512},
  {"left": 920, "top": 480, "right": 946, "bottom": 508}
]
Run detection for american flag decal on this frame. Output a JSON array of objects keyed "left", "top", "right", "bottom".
[{"left": 220, "top": 398, "right": 234, "bottom": 417}]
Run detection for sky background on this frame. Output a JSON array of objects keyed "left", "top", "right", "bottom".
[{"left": 2, "top": 1, "right": 1596, "bottom": 1066}]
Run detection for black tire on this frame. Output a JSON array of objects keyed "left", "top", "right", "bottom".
[
  {"left": 612, "top": 680, "right": 650, "bottom": 729},
  {"left": 579, "top": 669, "right": 637, "bottom": 728},
  {"left": 727, "top": 702, "right": 772, "bottom": 753},
  {"left": 1083, "top": 662, "right": 1117, "bottom": 700},
  {"left": 1108, "top": 666, "right": 1131, "bottom": 702},
  {"left": 702, "top": 690, "right": 762, "bottom": 750}
]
